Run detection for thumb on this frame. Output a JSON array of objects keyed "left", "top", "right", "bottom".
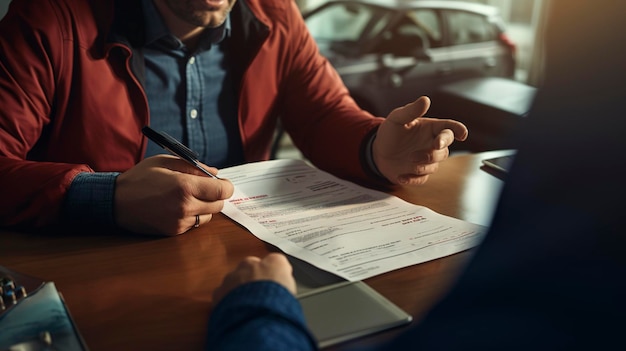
[{"left": 386, "top": 96, "right": 431, "bottom": 125}]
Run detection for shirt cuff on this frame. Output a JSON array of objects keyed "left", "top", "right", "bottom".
[
  {"left": 63, "top": 172, "right": 120, "bottom": 226},
  {"left": 364, "top": 132, "right": 387, "bottom": 180}
]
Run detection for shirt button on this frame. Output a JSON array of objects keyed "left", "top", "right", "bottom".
[
  {"left": 189, "top": 56, "right": 196, "bottom": 65},
  {"left": 190, "top": 109, "right": 198, "bottom": 119}
]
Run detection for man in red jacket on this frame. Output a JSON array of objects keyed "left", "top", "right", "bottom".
[{"left": 0, "top": 0, "right": 467, "bottom": 235}]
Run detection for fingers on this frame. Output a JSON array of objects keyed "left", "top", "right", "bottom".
[
  {"left": 437, "top": 122, "right": 469, "bottom": 143},
  {"left": 386, "top": 96, "right": 431, "bottom": 125},
  {"left": 261, "top": 253, "right": 293, "bottom": 275},
  {"left": 415, "top": 120, "right": 467, "bottom": 149},
  {"left": 161, "top": 156, "right": 235, "bottom": 220},
  {"left": 393, "top": 147, "right": 449, "bottom": 185},
  {"left": 212, "top": 253, "right": 296, "bottom": 305},
  {"left": 115, "top": 155, "right": 235, "bottom": 236},
  {"left": 386, "top": 97, "right": 468, "bottom": 143},
  {"left": 160, "top": 155, "right": 235, "bottom": 202},
  {"left": 192, "top": 177, "right": 234, "bottom": 202},
  {"left": 398, "top": 174, "right": 431, "bottom": 186},
  {"left": 241, "top": 253, "right": 295, "bottom": 294},
  {"left": 373, "top": 97, "right": 469, "bottom": 186},
  {"left": 396, "top": 161, "right": 438, "bottom": 185},
  {"left": 432, "top": 128, "right": 466, "bottom": 150},
  {"left": 152, "top": 154, "right": 228, "bottom": 183},
  {"left": 397, "top": 145, "right": 450, "bottom": 168},
  {"left": 182, "top": 177, "right": 234, "bottom": 233},
  {"left": 189, "top": 213, "right": 213, "bottom": 230}
]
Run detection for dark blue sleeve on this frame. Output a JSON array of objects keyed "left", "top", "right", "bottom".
[
  {"left": 206, "top": 281, "right": 318, "bottom": 351},
  {"left": 63, "top": 172, "right": 120, "bottom": 225}
]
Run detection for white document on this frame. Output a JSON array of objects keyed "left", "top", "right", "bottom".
[{"left": 220, "top": 159, "right": 487, "bottom": 281}]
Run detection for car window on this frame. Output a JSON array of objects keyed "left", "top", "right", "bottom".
[
  {"left": 406, "top": 9, "right": 443, "bottom": 48},
  {"left": 306, "top": 3, "right": 391, "bottom": 42},
  {"left": 365, "top": 11, "right": 393, "bottom": 41},
  {"left": 370, "top": 20, "right": 418, "bottom": 56},
  {"left": 368, "top": 9, "right": 443, "bottom": 56},
  {"left": 446, "top": 11, "right": 497, "bottom": 45}
]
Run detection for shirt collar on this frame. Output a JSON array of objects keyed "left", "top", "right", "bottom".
[{"left": 141, "top": 0, "right": 231, "bottom": 50}]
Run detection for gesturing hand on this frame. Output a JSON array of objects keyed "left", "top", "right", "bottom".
[
  {"left": 114, "top": 155, "right": 234, "bottom": 236},
  {"left": 373, "top": 96, "right": 468, "bottom": 185}
]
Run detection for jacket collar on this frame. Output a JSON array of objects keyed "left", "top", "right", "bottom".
[
  {"left": 108, "top": 0, "right": 146, "bottom": 48},
  {"left": 228, "top": 0, "right": 270, "bottom": 86},
  {"left": 104, "top": 0, "right": 270, "bottom": 88}
]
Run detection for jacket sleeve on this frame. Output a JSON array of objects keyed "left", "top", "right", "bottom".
[
  {"left": 275, "top": 1, "right": 385, "bottom": 185},
  {"left": 206, "top": 281, "right": 318, "bottom": 351},
  {"left": 0, "top": 1, "right": 92, "bottom": 228}
]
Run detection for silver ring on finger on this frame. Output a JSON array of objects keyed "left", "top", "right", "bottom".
[{"left": 194, "top": 214, "right": 200, "bottom": 228}]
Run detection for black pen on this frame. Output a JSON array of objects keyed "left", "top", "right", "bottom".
[{"left": 141, "top": 126, "right": 221, "bottom": 179}]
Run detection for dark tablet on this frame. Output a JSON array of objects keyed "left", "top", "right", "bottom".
[
  {"left": 298, "top": 281, "right": 412, "bottom": 348},
  {"left": 482, "top": 153, "right": 516, "bottom": 173}
]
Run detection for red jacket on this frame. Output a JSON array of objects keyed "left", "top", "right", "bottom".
[{"left": 0, "top": 0, "right": 383, "bottom": 228}]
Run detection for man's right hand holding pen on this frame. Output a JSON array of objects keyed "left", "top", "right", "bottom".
[{"left": 114, "top": 155, "right": 234, "bottom": 236}]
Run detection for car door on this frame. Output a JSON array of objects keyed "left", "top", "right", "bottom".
[
  {"left": 304, "top": 2, "right": 399, "bottom": 116},
  {"left": 363, "top": 9, "right": 457, "bottom": 116}
]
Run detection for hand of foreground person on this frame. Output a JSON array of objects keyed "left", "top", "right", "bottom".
[{"left": 212, "top": 253, "right": 297, "bottom": 304}]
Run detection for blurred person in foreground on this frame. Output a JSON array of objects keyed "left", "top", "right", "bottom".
[
  {"left": 206, "top": 0, "right": 626, "bottom": 349},
  {"left": 0, "top": 0, "right": 467, "bottom": 236}
]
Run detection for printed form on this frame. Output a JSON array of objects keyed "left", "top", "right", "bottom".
[{"left": 220, "top": 159, "right": 487, "bottom": 281}]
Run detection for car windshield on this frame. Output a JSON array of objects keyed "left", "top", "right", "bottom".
[{"left": 305, "top": 3, "right": 393, "bottom": 50}]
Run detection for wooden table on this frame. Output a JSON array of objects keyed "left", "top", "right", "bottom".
[{"left": 0, "top": 150, "right": 510, "bottom": 350}]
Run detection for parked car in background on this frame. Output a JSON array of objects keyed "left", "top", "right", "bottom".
[{"left": 303, "top": 0, "right": 517, "bottom": 117}]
